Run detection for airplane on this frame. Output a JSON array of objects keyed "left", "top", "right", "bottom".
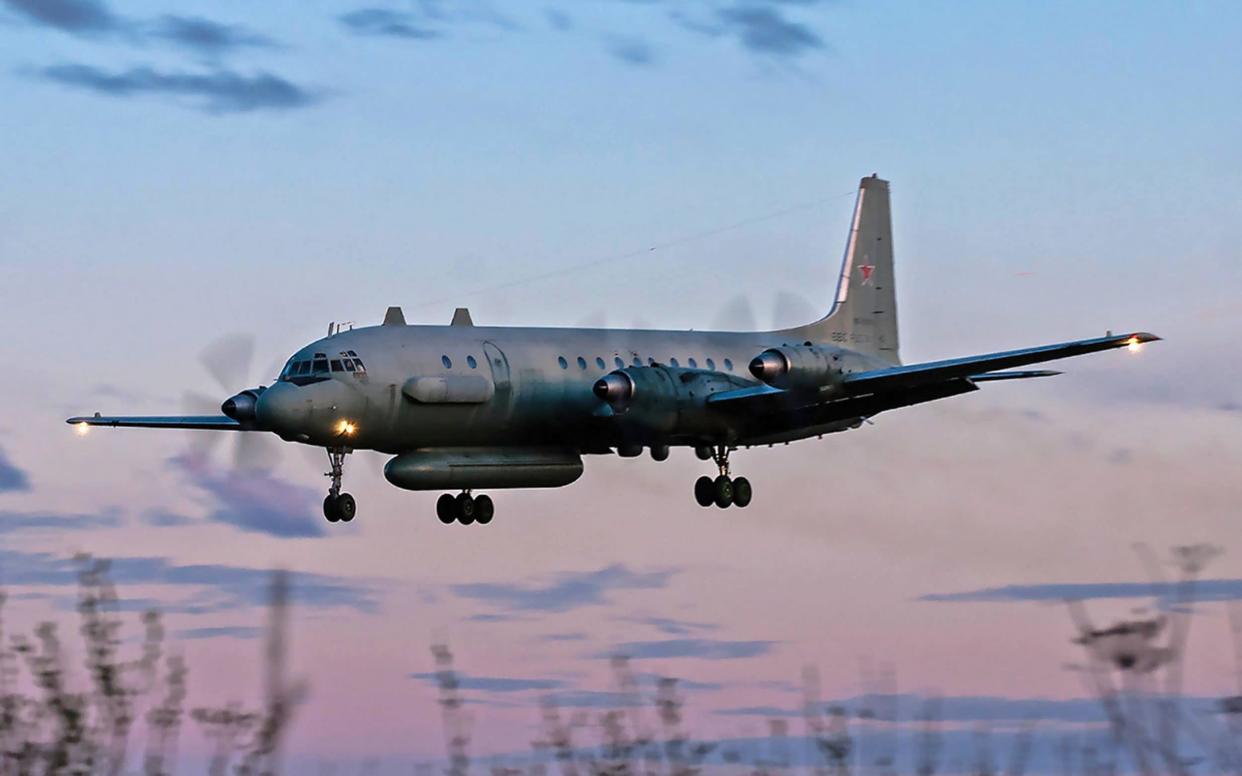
[{"left": 68, "top": 175, "right": 1159, "bottom": 526}]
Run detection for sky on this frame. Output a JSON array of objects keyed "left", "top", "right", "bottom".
[{"left": 1, "top": 0, "right": 1242, "bottom": 771}]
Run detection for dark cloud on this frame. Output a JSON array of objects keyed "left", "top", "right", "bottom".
[
  {"left": 167, "top": 453, "right": 325, "bottom": 536},
  {"left": 37, "top": 65, "right": 320, "bottom": 114},
  {"left": 601, "top": 638, "right": 777, "bottom": 660},
  {"left": 338, "top": 8, "right": 440, "bottom": 40},
  {"left": 0, "top": 508, "right": 120, "bottom": 534},
  {"left": 922, "top": 579, "right": 1242, "bottom": 604},
  {"left": 149, "top": 15, "right": 276, "bottom": 57},
  {"left": 140, "top": 509, "right": 195, "bottom": 528},
  {"left": 450, "top": 564, "right": 676, "bottom": 613},
  {"left": 622, "top": 615, "right": 718, "bottom": 637},
  {"left": 0, "top": 447, "right": 30, "bottom": 492},
  {"left": 606, "top": 36, "right": 657, "bottom": 66},
  {"left": 0, "top": 548, "right": 379, "bottom": 612},
  {"left": 176, "top": 625, "right": 262, "bottom": 640},
  {"left": 1, "top": 0, "right": 118, "bottom": 35},
  {"left": 539, "top": 632, "right": 588, "bottom": 642},
  {"left": 409, "top": 672, "right": 567, "bottom": 693},
  {"left": 713, "top": 5, "right": 824, "bottom": 57},
  {"left": 543, "top": 689, "right": 645, "bottom": 708}
]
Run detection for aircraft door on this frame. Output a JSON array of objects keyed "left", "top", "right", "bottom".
[{"left": 482, "top": 341, "right": 513, "bottom": 426}]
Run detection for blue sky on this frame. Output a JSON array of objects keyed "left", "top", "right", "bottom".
[{"left": 2, "top": 0, "right": 1241, "bottom": 771}]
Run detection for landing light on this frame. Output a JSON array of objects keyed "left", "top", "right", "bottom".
[
  {"left": 336, "top": 419, "right": 357, "bottom": 436},
  {"left": 75, "top": 422, "right": 90, "bottom": 437},
  {"left": 1126, "top": 336, "right": 1143, "bottom": 353}
]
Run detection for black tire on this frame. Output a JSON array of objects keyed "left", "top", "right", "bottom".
[
  {"left": 650, "top": 445, "right": 670, "bottom": 462},
  {"left": 456, "top": 493, "right": 476, "bottom": 525},
  {"left": 714, "top": 475, "right": 734, "bottom": 508},
  {"left": 694, "top": 446, "right": 713, "bottom": 461},
  {"left": 474, "top": 494, "right": 494, "bottom": 525},
  {"left": 323, "top": 495, "right": 340, "bottom": 523},
  {"left": 336, "top": 493, "right": 356, "bottom": 522},
  {"left": 732, "top": 477, "right": 752, "bottom": 508},
  {"left": 436, "top": 494, "right": 456, "bottom": 524},
  {"left": 694, "top": 476, "right": 715, "bottom": 507}
]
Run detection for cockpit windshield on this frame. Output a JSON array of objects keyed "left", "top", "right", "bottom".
[{"left": 280, "top": 350, "right": 366, "bottom": 383}]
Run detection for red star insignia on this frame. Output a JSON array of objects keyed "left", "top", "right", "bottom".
[{"left": 859, "top": 263, "right": 875, "bottom": 285}]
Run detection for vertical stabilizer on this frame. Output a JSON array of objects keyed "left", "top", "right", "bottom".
[{"left": 786, "top": 175, "right": 899, "bottom": 365}]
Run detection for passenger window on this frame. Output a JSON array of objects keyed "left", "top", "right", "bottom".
[
  {"left": 706, "top": 358, "right": 716, "bottom": 371},
  {"left": 442, "top": 355, "right": 452, "bottom": 369},
  {"left": 670, "top": 357, "right": 679, "bottom": 368},
  {"left": 467, "top": 355, "right": 478, "bottom": 369},
  {"left": 724, "top": 358, "right": 734, "bottom": 371},
  {"left": 330, "top": 360, "right": 344, "bottom": 372},
  {"left": 688, "top": 358, "right": 698, "bottom": 369},
  {"left": 615, "top": 356, "right": 625, "bottom": 369},
  {"left": 596, "top": 357, "right": 606, "bottom": 370},
  {"left": 313, "top": 359, "right": 329, "bottom": 374},
  {"left": 558, "top": 356, "right": 568, "bottom": 369},
  {"left": 577, "top": 356, "right": 587, "bottom": 370}
]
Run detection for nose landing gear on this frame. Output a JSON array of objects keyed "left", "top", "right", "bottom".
[
  {"left": 436, "top": 492, "right": 494, "bottom": 525},
  {"left": 693, "top": 445, "right": 752, "bottom": 509},
  {"left": 323, "top": 447, "right": 356, "bottom": 523}
]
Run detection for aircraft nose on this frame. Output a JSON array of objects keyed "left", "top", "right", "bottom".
[{"left": 255, "top": 382, "right": 307, "bottom": 437}]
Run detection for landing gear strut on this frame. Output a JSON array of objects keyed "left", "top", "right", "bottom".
[
  {"left": 437, "top": 491, "right": 494, "bottom": 525},
  {"left": 322, "top": 447, "right": 357, "bottom": 523},
  {"left": 693, "top": 444, "right": 752, "bottom": 509}
]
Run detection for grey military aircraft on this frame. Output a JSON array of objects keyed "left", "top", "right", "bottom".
[{"left": 68, "top": 175, "right": 1158, "bottom": 525}]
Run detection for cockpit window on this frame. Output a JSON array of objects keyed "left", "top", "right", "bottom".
[
  {"left": 312, "top": 359, "right": 329, "bottom": 374},
  {"left": 330, "top": 359, "right": 344, "bottom": 372},
  {"left": 296, "top": 361, "right": 311, "bottom": 375}
]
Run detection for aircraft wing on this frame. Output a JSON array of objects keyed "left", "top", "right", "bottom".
[
  {"left": 841, "top": 332, "right": 1159, "bottom": 395},
  {"left": 707, "top": 332, "right": 1158, "bottom": 415},
  {"left": 67, "top": 414, "right": 244, "bottom": 430}
]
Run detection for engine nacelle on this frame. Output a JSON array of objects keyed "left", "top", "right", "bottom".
[
  {"left": 748, "top": 345, "right": 843, "bottom": 392},
  {"left": 221, "top": 386, "right": 267, "bottom": 423},
  {"left": 594, "top": 365, "right": 753, "bottom": 439}
]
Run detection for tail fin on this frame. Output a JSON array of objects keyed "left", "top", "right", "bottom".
[{"left": 786, "top": 174, "right": 900, "bottom": 365}]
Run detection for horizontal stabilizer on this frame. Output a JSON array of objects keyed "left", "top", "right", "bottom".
[
  {"left": 969, "top": 370, "right": 1061, "bottom": 382},
  {"left": 67, "top": 414, "right": 244, "bottom": 431}
]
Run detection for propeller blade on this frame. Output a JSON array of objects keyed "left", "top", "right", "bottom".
[
  {"left": 234, "top": 432, "right": 281, "bottom": 472},
  {"left": 772, "top": 290, "right": 821, "bottom": 331},
  {"left": 712, "top": 295, "right": 758, "bottom": 332},
  {"left": 199, "top": 333, "right": 255, "bottom": 393}
]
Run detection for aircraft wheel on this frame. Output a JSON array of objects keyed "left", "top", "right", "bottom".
[
  {"left": 732, "top": 477, "right": 752, "bottom": 508},
  {"left": 336, "top": 493, "right": 357, "bottom": 523},
  {"left": 694, "top": 476, "right": 715, "bottom": 507},
  {"left": 713, "top": 475, "right": 734, "bottom": 509},
  {"left": 323, "top": 495, "right": 341, "bottom": 523},
  {"left": 475, "top": 495, "right": 494, "bottom": 525},
  {"left": 650, "top": 445, "right": 670, "bottom": 462},
  {"left": 436, "top": 494, "right": 457, "bottom": 524},
  {"left": 694, "top": 445, "right": 713, "bottom": 461},
  {"left": 456, "top": 493, "right": 476, "bottom": 525}
]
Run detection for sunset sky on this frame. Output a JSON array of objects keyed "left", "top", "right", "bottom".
[{"left": 2, "top": 0, "right": 1241, "bottom": 771}]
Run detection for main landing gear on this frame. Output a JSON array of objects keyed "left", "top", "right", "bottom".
[
  {"left": 323, "top": 447, "right": 357, "bottom": 523},
  {"left": 693, "top": 444, "right": 752, "bottom": 509},
  {"left": 436, "top": 492, "right": 494, "bottom": 526}
]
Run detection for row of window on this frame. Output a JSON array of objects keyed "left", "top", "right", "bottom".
[
  {"left": 435, "top": 353, "right": 737, "bottom": 373},
  {"left": 281, "top": 350, "right": 367, "bottom": 380},
  {"left": 557, "top": 355, "right": 735, "bottom": 372}
]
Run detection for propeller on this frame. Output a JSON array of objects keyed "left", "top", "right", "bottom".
[{"left": 183, "top": 333, "right": 283, "bottom": 472}]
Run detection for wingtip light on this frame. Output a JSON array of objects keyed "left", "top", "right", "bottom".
[{"left": 75, "top": 421, "right": 90, "bottom": 437}]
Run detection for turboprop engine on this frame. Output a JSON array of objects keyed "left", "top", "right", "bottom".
[
  {"left": 748, "top": 344, "right": 845, "bottom": 392},
  {"left": 592, "top": 365, "right": 754, "bottom": 440}
]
